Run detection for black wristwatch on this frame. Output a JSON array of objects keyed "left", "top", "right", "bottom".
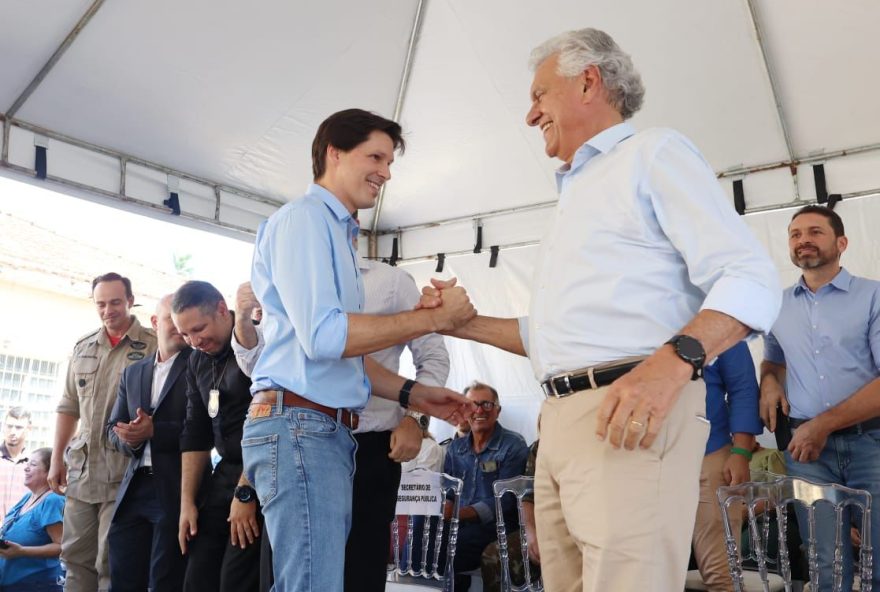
[
  {"left": 665, "top": 335, "right": 706, "bottom": 381},
  {"left": 234, "top": 485, "right": 257, "bottom": 504},
  {"left": 398, "top": 379, "right": 417, "bottom": 409}
]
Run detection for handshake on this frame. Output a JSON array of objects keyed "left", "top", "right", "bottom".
[{"left": 416, "top": 278, "right": 477, "bottom": 333}]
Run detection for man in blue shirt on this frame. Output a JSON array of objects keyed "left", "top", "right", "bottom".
[
  {"left": 693, "top": 341, "right": 762, "bottom": 592},
  {"left": 442, "top": 382, "right": 528, "bottom": 590},
  {"left": 761, "top": 205, "right": 880, "bottom": 590},
  {"left": 419, "top": 29, "right": 781, "bottom": 592},
  {"left": 244, "top": 109, "right": 477, "bottom": 591}
]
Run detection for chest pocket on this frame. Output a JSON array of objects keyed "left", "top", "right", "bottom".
[{"left": 73, "top": 356, "right": 99, "bottom": 398}]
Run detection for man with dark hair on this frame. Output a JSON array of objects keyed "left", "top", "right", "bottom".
[
  {"left": 0, "top": 407, "right": 31, "bottom": 517},
  {"left": 106, "top": 295, "right": 191, "bottom": 591},
  {"left": 441, "top": 382, "right": 528, "bottom": 590},
  {"left": 244, "top": 108, "right": 476, "bottom": 590},
  {"left": 760, "top": 205, "right": 880, "bottom": 590},
  {"left": 172, "top": 280, "right": 263, "bottom": 592},
  {"left": 49, "top": 272, "right": 157, "bottom": 592}
]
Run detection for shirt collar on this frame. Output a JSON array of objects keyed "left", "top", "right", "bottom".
[
  {"left": 465, "top": 422, "right": 505, "bottom": 452},
  {"left": 306, "top": 183, "right": 357, "bottom": 224},
  {"left": 155, "top": 350, "right": 180, "bottom": 368},
  {"left": 794, "top": 267, "right": 852, "bottom": 295},
  {"left": 555, "top": 122, "right": 636, "bottom": 189}
]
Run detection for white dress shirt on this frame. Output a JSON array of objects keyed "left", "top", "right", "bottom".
[
  {"left": 520, "top": 123, "right": 781, "bottom": 381},
  {"left": 233, "top": 257, "right": 450, "bottom": 433},
  {"left": 141, "top": 351, "right": 179, "bottom": 467}
]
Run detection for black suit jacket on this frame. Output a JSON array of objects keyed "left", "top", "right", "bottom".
[{"left": 107, "top": 347, "right": 192, "bottom": 521}]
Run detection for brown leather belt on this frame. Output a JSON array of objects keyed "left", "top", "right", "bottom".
[{"left": 251, "top": 390, "right": 359, "bottom": 430}]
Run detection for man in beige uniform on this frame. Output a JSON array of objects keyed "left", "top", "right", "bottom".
[{"left": 48, "top": 272, "right": 157, "bottom": 592}]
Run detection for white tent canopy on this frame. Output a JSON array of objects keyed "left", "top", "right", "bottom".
[{"left": 3, "top": 1, "right": 880, "bottom": 440}]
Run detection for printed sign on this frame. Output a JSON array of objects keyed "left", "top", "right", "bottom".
[{"left": 395, "top": 469, "right": 443, "bottom": 516}]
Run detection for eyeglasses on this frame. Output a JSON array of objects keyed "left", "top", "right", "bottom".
[{"left": 473, "top": 401, "right": 499, "bottom": 411}]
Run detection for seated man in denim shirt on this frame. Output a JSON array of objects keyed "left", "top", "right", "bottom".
[{"left": 443, "top": 382, "right": 529, "bottom": 590}]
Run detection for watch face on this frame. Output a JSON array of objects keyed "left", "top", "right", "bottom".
[
  {"left": 675, "top": 336, "right": 705, "bottom": 361},
  {"left": 236, "top": 486, "right": 255, "bottom": 503},
  {"left": 419, "top": 415, "right": 430, "bottom": 430}
]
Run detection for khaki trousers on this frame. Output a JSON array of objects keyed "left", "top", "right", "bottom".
[
  {"left": 693, "top": 447, "right": 741, "bottom": 592},
  {"left": 535, "top": 380, "right": 709, "bottom": 592},
  {"left": 61, "top": 496, "right": 116, "bottom": 592}
]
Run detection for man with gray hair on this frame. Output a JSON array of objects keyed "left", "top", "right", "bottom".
[{"left": 422, "top": 28, "right": 781, "bottom": 591}]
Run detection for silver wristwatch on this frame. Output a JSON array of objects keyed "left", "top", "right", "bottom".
[{"left": 404, "top": 410, "right": 429, "bottom": 430}]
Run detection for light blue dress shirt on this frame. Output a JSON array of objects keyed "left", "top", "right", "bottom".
[
  {"left": 519, "top": 123, "right": 781, "bottom": 379},
  {"left": 249, "top": 183, "right": 369, "bottom": 410},
  {"left": 764, "top": 268, "right": 880, "bottom": 420}
]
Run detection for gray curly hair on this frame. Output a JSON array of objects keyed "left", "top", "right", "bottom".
[{"left": 529, "top": 28, "right": 645, "bottom": 120}]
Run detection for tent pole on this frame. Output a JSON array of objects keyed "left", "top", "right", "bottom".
[
  {"left": 370, "top": 0, "right": 428, "bottom": 235},
  {"left": 745, "top": 0, "right": 801, "bottom": 201},
  {"left": 6, "top": 0, "right": 106, "bottom": 118}
]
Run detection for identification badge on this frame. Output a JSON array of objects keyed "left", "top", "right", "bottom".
[
  {"left": 208, "top": 389, "right": 220, "bottom": 418},
  {"left": 480, "top": 460, "right": 498, "bottom": 472}
]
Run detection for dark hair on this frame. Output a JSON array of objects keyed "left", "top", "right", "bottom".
[
  {"left": 311, "top": 109, "right": 405, "bottom": 181},
  {"left": 464, "top": 381, "right": 499, "bottom": 402},
  {"left": 172, "top": 281, "right": 224, "bottom": 315},
  {"left": 4, "top": 406, "right": 31, "bottom": 424},
  {"left": 31, "top": 447, "right": 52, "bottom": 472},
  {"left": 790, "top": 205, "right": 845, "bottom": 237},
  {"left": 91, "top": 272, "right": 133, "bottom": 300}
]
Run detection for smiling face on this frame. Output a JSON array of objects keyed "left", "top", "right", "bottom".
[
  {"left": 326, "top": 130, "right": 395, "bottom": 213},
  {"left": 466, "top": 386, "right": 500, "bottom": 436},
  {"left": 788, "top": 212, "right": 846, "bottom": 270},
  {"left": 527, "top": 54, "right": 598, "bottom": 164},
  {"left": 172, "top": 301, "right": 231, "bottom": 355},
  {"left": 23, "top": 450, "right": 50, "bottom": 492},
  {"left": 93, "top": 280, "right": 134, "bottom": 335}
]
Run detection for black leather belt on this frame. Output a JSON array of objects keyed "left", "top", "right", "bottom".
[
  {"left": 541, "top": 359, "right": 643, "bottom": 398},
  {"left": 790, "top": 416, "right": 880, "bottom": 436},
  {"left": 134, "top": 466, "right": 154, "bottom": 476}
]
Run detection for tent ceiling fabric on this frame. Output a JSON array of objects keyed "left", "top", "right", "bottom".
[{"left": 1, "top": 0, "right": 878, "bottom": 242}]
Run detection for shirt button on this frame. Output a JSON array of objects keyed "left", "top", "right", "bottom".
[
  {"left": 819, "top": 375, "right": 825, "bottom": 380},
  {"left": 814, "top": 350, "right": 820, "bottom": 354},
  {"left": 826, "top": 403, "right": 831, "bottom": 408},
  {"left": 812, "top": 325, "right": 817, "bottom": 329}
]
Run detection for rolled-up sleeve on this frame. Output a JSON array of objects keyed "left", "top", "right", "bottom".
[
  {"left": 718, "top": 342, "right": 763, "bottom": 436},
  {"left": 647, "top": 134, "right": 782, "bottom": 334},
  {"left": 262, "top": 204, "right": 349, "bottom": 361},
  {"left": 398, "top": 270, "right": 450, "bottom": 387},
  {"left": 517, "top": 316, "right": 530, "bottom": 355},
  {"left": 231, "top": 325, "right": 265, "bottom": 378}
]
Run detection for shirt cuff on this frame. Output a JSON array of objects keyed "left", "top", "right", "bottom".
[
  {"left": 472, "top": 501, "right": 494, "bottom": 525},
  {"left": 517, "top": 316, "right": 530, "bottom": 355},
  {"left": 700, "top": 275, "right": 782, "bottom": 334}
]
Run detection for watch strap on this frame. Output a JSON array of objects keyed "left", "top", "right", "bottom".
[{"left": 399, "top": 379, "right": 417, "bottom": 409}]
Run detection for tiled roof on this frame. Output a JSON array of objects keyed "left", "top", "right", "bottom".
[{"left": 0, "top": 211, "right": 187, "bottom": 302}]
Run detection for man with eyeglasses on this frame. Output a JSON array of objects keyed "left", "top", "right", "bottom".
[{"left": 441, "top": 382, "right": 528, "bottom": 590}]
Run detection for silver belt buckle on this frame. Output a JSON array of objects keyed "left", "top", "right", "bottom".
[{"left": 542, "top": 372, "right": 571, "bottom": 399}]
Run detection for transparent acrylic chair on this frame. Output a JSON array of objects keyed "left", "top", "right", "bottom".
[
  {"left": 492, "top": 476, "right": 543, "bottom": 592},
  {"left": 717, "top": 474, "right": 872, "bottom": 592},
  {"left": 389, "top": 470, "right": 464, "bottom": 591}
]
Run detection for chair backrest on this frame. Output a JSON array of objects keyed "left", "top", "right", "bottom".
[
  {"left": 390, "top": 469, "right": 464, "bottom": 591},
  {"left": 717, "top": 475, "right": 872, "bottom": 592},
  {"left": 493, "top": 475, "right": 543, "bottom": 592}
]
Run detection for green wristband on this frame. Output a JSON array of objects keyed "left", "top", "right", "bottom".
[{"left": 730, "top": 447, "right": 753, "bottom": 461}]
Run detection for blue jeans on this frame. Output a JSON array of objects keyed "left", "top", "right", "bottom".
[
  {"left": 785, "top": 429, "right": 880, "bottom": 591},
  {"left": 242, "top": 405, "right": 357, "bottom": 592}
]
